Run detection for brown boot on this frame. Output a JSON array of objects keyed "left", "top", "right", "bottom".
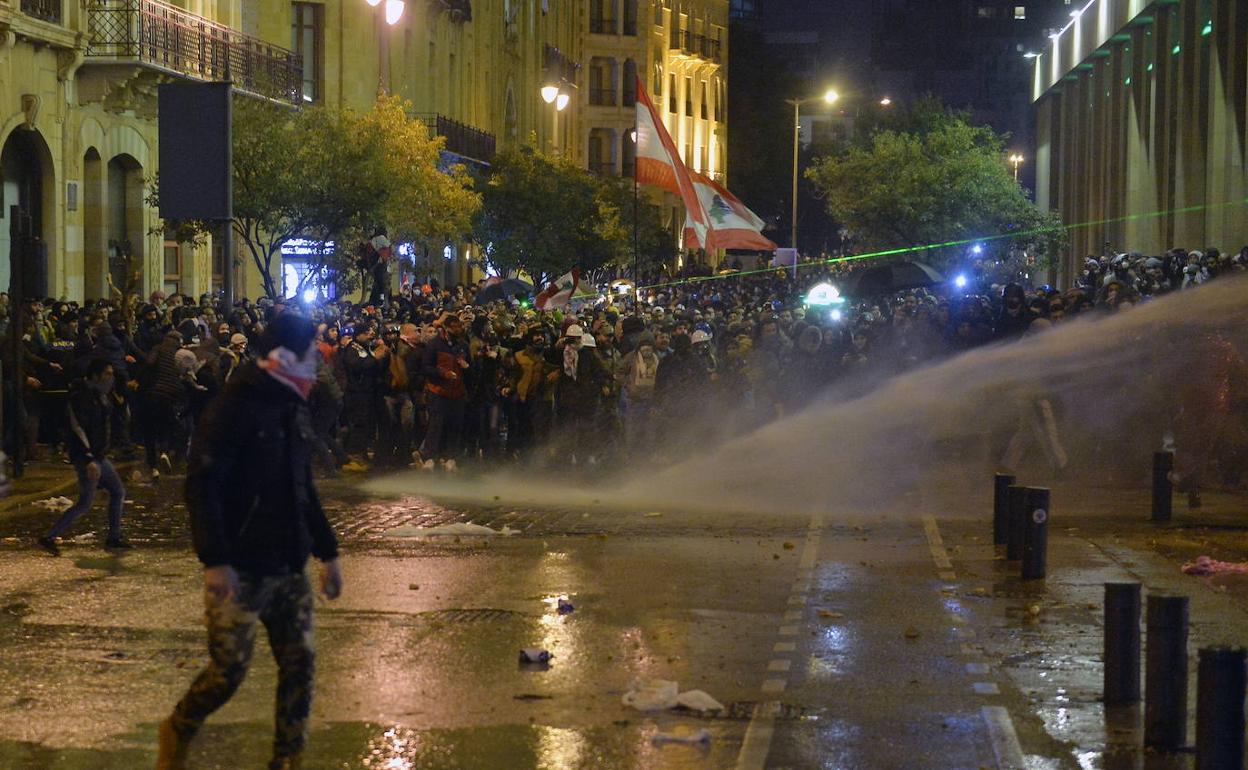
[{"left": 155, "top": 718, "right": 191, "bottom": 770}]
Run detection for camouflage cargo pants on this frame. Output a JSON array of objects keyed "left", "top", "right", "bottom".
[{"left": 168, "top": 571, "right": 316, "bottom": 761}]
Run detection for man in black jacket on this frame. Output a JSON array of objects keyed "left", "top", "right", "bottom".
[
  {"left": 157, "top": 313, "right": 343, "bottom": 770},
  {"left": 37, "top": 359, "right": 127, "bottom": 556}
]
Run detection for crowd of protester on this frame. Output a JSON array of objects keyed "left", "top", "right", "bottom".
[{"left": 1, "top": 244, "right": 1244, "bottom": 484}]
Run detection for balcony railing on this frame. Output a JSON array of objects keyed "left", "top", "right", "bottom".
[
  {"left": 415, "top": 113, "right": 496, "bottom": 163},
  {"left": 86, "top": 0, "right": 302, "bottom": 104},
  {"left": 685, "top": 33, "right": 722, "bottom": 62},
  {"left": 589, "top": 88, "right": 617, "bottom": 106},
  {"left": 21, "top": 0, "right": 62, "bottom": 24}
]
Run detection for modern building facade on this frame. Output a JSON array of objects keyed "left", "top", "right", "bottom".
[
  {"left": 579, "top": 0, "right": 729, "bottom": 253},
  {"left": 1032, "top": 0, "right": 1248, "bottom": 284},
  {"left": 0, "top": 0, "right": 587, "bottom": 302}
]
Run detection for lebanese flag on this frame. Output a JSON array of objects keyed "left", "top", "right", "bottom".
[
  {"left": 535, "top": 268, "right": 580, "bottom": 311},
  {"left": 634, "top": 77, "right": 712, "bottom": 250},
  {"left": 685, "top": 171, "right": 777, "bottom": 251}
]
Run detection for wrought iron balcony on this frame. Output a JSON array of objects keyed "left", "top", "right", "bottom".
[
  {"left": 21, "top": 0, "right": 62, "bottom": 24},
  {"left": 85, "top": 0, "right": 303, "bottom": 104},
  {"left": 414, "top": 113, "right": 496, "bottom": 164}
]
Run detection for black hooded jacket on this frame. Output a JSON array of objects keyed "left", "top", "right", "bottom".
[{"left": 185, "top": 363, "right": 339, "bottom": 575}]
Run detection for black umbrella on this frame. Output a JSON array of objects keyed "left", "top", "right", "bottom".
[
  {"left": 843, "top": 261, "right": 945, "bottom": 298},
  {"left": 473, "top": 278, "right": 534, "bottom": 305}
]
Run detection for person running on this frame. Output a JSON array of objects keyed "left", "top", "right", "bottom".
[
  {"left": 37, "top": 359, "right": 129, "bottom": 555},
  {"left": 157, "top": 313, "right": 343, "bottom": 770}
]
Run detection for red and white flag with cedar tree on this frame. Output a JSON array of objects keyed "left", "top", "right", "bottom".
[
  {"left": 634, "top": 76, "right": 775, "bottom": 252},
  {"left": 535, "top": 268, "right": 580, "bottom": 311}
]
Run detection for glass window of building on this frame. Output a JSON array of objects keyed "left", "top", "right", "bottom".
[
  {"left": 1014, "top": 5, "right": 1025, "bottom": 19},
  {"left": 291, "top": 2, "right": 323, "bottom": 103}
]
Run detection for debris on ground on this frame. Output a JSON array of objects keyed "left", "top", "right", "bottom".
[
  {"left": 623, "top": 680, "right": 725, "bottom": 714},
  {"left": 818, "top": 609, "right": 844, "bottom": 620},
  {"left": 518, "top": 648, "right": 553, "bottom": 664},
  {"left": 1181, "top": 555, "right": 1248, "bottom": 576},
  {"left": 783, "top": 541, "right": 796, "bottom": 550},
  {"left": 622, "top": 679, "right": 679, "bottom": 711},
  {"left": 513, "top": 693, "right": 554, "bottom": 701},
  {"left": 30, "top": 497, "right": 73, "bottom": 513},
  {"left": 904, "top": 626, "right": 921, "bottom": 639},
  {"left": 675, "top": 690, "right": 725, "bottom": 713},
  {"left": 385, "top": 523, "right": 520, "bottom": 537},
  {"left": 557, "top": 598, "right": 575, "bottom": 615},
  {"left": 651, "top": 729, "right": 712, "bottom": 747},
  {"left": 643, "top": 511, "right": 664, "bottom": 518}
]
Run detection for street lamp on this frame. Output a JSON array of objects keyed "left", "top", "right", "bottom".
[
  {"left": 785, "top": 89, "right": 839, "bottom": 252},
  {"left": 541, "top": 84, "right": 559, "bottom": 104},
  {"left": 1009, "top": 152, "right": 1025, "bottom": 182},
  {"left": 384, "top": 0, "right": 405, "bottom": 25},
  {"left": 879, "top": 96, "right": 893, "bottom": 107},
  {"left": 542, "top": 84, "right": 570, "bottom": 153},
  {"left": 365, "top": 0, "right": 404, "bottom": 94}
]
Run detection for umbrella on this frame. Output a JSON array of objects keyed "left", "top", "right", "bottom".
[
  {"left": 842, "top": 261, "right": 945, "bottom": 298},
  {"left": 473, "top": 278, "right": 533, "bottom": 305}
]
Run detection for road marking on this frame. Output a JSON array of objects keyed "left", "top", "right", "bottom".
[
  {"left": 982, "top": 706, "right": 1026, "bottom": 770},
  {"left": 922, "top": 515, "right": 954, "bottom": 570},
  {"left": 737, "top": 513, "right": 824, "bottom": 770},
  {"left": 939, "top": 571, "right": 959, "bottom": 581},
  {"left": 966, "top": 662, "right": 990, "bottom": 675},
  {"left": 761, "top": 678, "right": 787, "bottom": 694},
  {"left": 973, "top": 682, "right": 1001, "bottom": 695},
  {"left": 735, "top": 702, "right": 780, "bottom": 770}
]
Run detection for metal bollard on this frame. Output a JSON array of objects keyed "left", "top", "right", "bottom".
[
  {"left": 1152, "top": 451, "right": 1174, "bottom": 523},
  {"left": 993, "top": 473, "right": 1016, "bottom": 546},
  {"left": 1021, "top": 487, "right": 1049, "bottom": 580},
  {"left": 1103, "top": 583, "right": 1141, "bottom": 705},
  {"left": 1196, "top": 647, "right": 1246, "bottom": 770},
  {"left": 1144, "top": 594, "right": 1190, "bottom": 751},
  {"left": 1006, "top": 485, "right": 1027, "bottom": 561}
]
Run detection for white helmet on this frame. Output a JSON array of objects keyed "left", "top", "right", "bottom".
[{"left": 691, "top": 329, "right": 712, "bottom": 345}]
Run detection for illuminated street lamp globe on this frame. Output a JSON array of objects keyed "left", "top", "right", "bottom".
[
  {"left": 823, "top": 89, "right": 840, "bottom": 105},
  {"left": 804, "top": 282, "right": 843, "bottom": 307},
  {"left": 541, "top": 85, "right": 559, "bottom": 104}
]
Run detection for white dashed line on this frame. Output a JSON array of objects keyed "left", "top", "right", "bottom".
[
  {"left": 767, "top": 659, "right": 792, "bottom": 672},
  {"left": 966, "top": 662, "right": 990, "bottom": 675},
  {"left": 773, "top": 642, "right": 796, "bottom": 653},
  {"left": 982, "top": 706, "right": 1027, "bottom": 769},
  {"left": 973, "top": 682, "right": 1001, "bottom": 695},
  {"left": 761, "top": 678, "right": 787, "bottom": 694},
  {"left": 778, "top": 625, "right": 799, "bottom": 636}
]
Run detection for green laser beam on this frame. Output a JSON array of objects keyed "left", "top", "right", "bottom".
[{"left": 635, "top": 197, "right": 1248, "bottom": 292}]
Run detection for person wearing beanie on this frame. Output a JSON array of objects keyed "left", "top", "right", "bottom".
[{"left": 158, "top": 312, "right": 342, "bottom": 770}]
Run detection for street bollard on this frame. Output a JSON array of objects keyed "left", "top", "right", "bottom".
[
  {"left": 993, "top": 473, "right": 1015, "bottom": 546},
  {"left": 1006, "top": 485, "right": 1027, "bottom": 561},
  {"left": 1144, "top": 594, "right": 1189, "bottom": 751},
  {"left": 1196, "top": 647, "right": 1246, "bottom": 770},
  {"left": 1021, "top": 487, "right": 1049, "bottom": 580},
  {"left": 1103, "top": 583, "right": 1142, "bottom": 706},
  {"left": 1152, "top": 451, "right": 1174, "bottom": 523}
]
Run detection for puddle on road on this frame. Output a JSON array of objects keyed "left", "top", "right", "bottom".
[{"left": 0, "top": 719, "right": 743, "bottom": 770}]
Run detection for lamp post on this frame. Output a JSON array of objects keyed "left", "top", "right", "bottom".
[
  {"left": 785, "top": 89, "right": 838, "bottom": 254},
  {"left": 364, "top": 0, "right": 405, "bottom": 94},
  {"left": 1009, "top": 152, "right": 1025, "bottom": 182},
  {"left": 541, "top": 83, "right": 570, "bottom": 153}
]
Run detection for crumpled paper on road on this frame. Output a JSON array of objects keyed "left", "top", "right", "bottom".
[
  {"left": 31, "top": 497, "right": 73, "bottom": 513},
  {"left": 622, "top": 680, "right": 724, "bottom": 714},
  {"left": 385, "top": 522, "right": 520, "bottom": 537},
  {"left": 651, "top": 728, "right": 712, "bottom": 747},
  {"left": 1181, "top": 555, "right": 1248, "bottom": 576}
]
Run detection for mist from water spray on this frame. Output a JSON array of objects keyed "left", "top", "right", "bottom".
[{"left": 366, "top": 277, "right": 1248, "bottom": 519}]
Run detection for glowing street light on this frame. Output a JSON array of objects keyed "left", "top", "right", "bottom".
[
  {"left": 541, "top": 84, "right": 559, "bottom": 104},
  {"left": 1008, "top": 152, "right": 1025, "bottom": 182},
  {"left": 786, "top": 87, "right": 841, "bottom": 253},
  {"left": 555, "top": 90, "right": 570, "bottom": 111},
  {"left": 879, "top": 96, "right": 893, "bottom": 106},
  {"left": 823, "top": 89, "right": 840, "bottom": 105},
  {"left": 384, "top": 0, "right": 404, "bottom": 25},
  {"left": 364, "top": 0, "right": 381, "bottom": 6}
]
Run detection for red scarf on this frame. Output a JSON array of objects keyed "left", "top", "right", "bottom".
[{"left": 258, "top": 345, "right": 317, "bottom": 401}]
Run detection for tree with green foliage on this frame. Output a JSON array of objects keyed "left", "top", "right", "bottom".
[
  {"left": 473, "top": 146, "right": 630, "bottom": 286},
  {"left": 806, "top": 102, "right": 1065, "bottom": 271},
  {"left": 152, "top": 96, "right": 477, "bottom": 299}
]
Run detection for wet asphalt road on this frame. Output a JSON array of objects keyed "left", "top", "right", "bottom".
[{"left": 0, "top": 466, "right": 1244, "bottom": 769}]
